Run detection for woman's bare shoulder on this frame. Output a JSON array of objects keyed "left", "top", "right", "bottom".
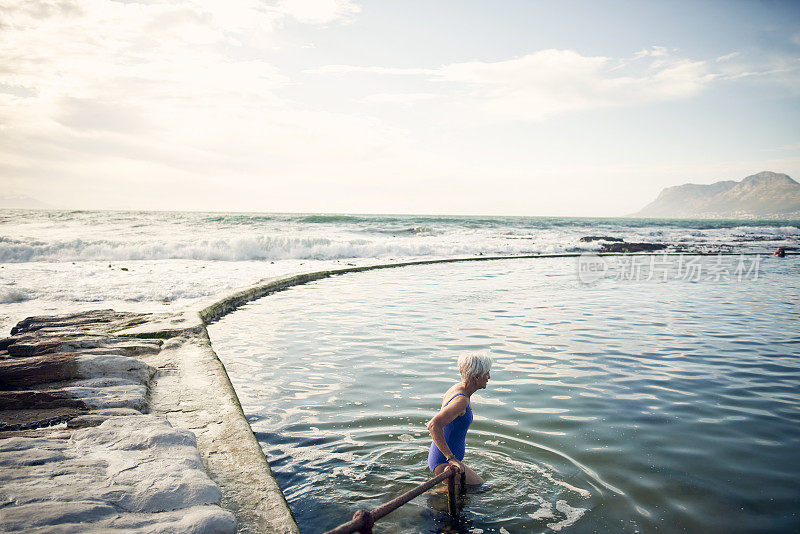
[{"left": 441, "top": 384, "right": 466, "bottom": 406}]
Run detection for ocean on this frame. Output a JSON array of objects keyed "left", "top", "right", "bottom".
[
  {"left": 2, "top": 209, "right": 799, "bottom": 532},
  {"left": 1, "top": 209, "right": 797, "bottom": 334}
]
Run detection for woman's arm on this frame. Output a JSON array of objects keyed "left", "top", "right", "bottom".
[{"left": 426, "top": 396, "right": 469, "bottom": 466}]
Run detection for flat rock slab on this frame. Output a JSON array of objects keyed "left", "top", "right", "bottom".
[
  {"left": 0, "top": 311, "right": 161, "bottom": 431},
  {"left": 144, "top": 334, "right": 299, "bottom": 534},
  {"left": 579, "top": 235, "right": 624, "bottom": 242},
  {"left": 0, "top": 389, "right": 88, "bottom": 411},
  {"left": 10, "top": 310, "right": 150, "bottom": 336},
  {"left": 0, "top": 353, "right": 80, "bottom": 389},
  {"left": 0, "top": 407, "right": 87, "bottom": 431},
  {"left": 0, "top": 352, "right": 156, "bottom": 391},
  {"left": 0, "top": 415, "right": 235, "bottom": 533},
  {"left": 599, "top": 242, "right": 668, "bottom": 253},
  {"left": 3, "top": 334, "right": 162, "bottom": 358},
  {"left": 0, "top": 308, "right": 299, "bottom": 533},
  {"left": 0, "top": 310, "right": 235, "bottom": 532}
]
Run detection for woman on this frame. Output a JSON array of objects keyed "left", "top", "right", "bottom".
[{"left": 427, "top": 352, "right": 492, "bottom": 485}]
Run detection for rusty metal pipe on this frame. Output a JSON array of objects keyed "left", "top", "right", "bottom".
[
  {"left": 447, "top": 469, "right": 456, "bottom": 516},
  {"left": 324, "top": 466, "right": 460, "bottom": 534}
]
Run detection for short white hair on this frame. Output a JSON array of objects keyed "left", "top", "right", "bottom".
[{"left": 458, "top": 352, "right": 492, "bottom": 380}]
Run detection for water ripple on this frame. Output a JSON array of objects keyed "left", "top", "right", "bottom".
[{"left": 209, "top": 257, "right": 800, "bottom": 533}]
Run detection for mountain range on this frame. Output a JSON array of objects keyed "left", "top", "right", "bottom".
[
  {"left": 0, "top": 194, "right": 53, "bottom": 209},
  {"left": 632, "top": 171, "right": 800, "bottom": 219}
]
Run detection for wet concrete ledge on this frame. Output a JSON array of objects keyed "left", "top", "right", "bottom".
[
  {"left": 197, "top": 251, "right": 772, "bottom": 324},
  {"left": 198, "top": 254, "right": 597, "bottom": 324}
]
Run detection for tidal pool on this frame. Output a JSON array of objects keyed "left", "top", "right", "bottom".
[{"left": 207, "top": 256, "right": 799, "bottom": 533}]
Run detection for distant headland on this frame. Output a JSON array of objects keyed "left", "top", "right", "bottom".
[
  {"left": 0, "top": 194, "right": 53, "bottom": 210},
  {"left": 632, "top": 171, "right": 800, "bottom": 219}
]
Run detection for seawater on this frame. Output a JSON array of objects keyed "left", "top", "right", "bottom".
[
  {"left": 2, "top": 210, "right": 798, "bottom": 264},
  {"left": 4, "top": 209, "right": 796, "bottom": 333},
  {"left": 2, "top": 210, "right": 798, "bottom": 530},
  {"left": 208, "top": 257, "right": 800, "bottom": 533}
]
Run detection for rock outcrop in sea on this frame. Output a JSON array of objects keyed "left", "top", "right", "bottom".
[
  {"left": 597, "top": 242, "right": 667, "bottom": 253},
  {"left": 579, "top": 236, "right": 623, "bottom": 243}
]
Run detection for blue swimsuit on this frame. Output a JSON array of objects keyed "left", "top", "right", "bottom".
[{"left": 427, "top": 393, "right": 473, "bottom": 473}]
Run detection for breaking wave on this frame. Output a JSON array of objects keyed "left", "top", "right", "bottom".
[
  {"left": 0, "top": 235, "right": 568, "bottom": 263},
  {"left": 0, "top": 286, "right": 31, "bottom": 303},
  {"left": 1, "top": 211, "right": 797, "bottom": 264}
]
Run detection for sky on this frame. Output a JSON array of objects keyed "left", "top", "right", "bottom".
[{"left": 1, "top": 0, "right": 799, "bottom": 216}]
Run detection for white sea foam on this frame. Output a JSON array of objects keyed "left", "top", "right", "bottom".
[
  {"left": 3, "top": 211, "right": 796, "bottom": 263},
  {"left": 0, "top": 258, "right": 355, "bottom": 334},
  {"left": 546, "top": 500, "right": 589, "bottom": 532},
  {"left": 0, "top": 234, "right": 587, "bottom": 263},
  {"left": 0, "top": 285, "right": 31, "bottom": 303},
  {"left": 1, "top": 210, "right": 796, "bottom": 334}
]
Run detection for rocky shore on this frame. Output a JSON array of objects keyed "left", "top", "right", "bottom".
[
  {"left": 577, "top": 231, "right": 799, "bottom": 254},
  {"left": 0, "top": 309, "right": 298, "bottom": 533}
]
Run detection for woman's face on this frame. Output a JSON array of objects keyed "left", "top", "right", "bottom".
[{"left": 475, "top": 371, "right": 490, "bottom": 389}]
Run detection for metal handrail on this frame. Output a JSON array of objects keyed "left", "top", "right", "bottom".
[{"left": 324, "top": 465, "right": 466, "bottom": 534}]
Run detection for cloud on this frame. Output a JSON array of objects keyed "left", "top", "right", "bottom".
[
  {"left": 305, "top": 65, "right": 434, "bottom": 75},
  {"left": 313, "top": 47, "right": 717, "bottom": 121},
  {"left": 364, "top": 93, "right": 439, "bottom": 105},
  {"left": 55, "top": 97, "right": 157, "bottom": 134},
  {"left": 632, "top": 46, "right": 672, "bottom": 60},
  {"left": 0, "top": 0, "right": 414, "bottom": 210},
  {"left": 275, "top": 0, "right": 360, "bottom": 24},
  {"left": 716, "top": 52, "right": 740, "bottom": 62},
  {"left": 713, "top": 52, "right": 800, "bottom": 94},
  {"left": 313, "top": 43, "right": 800, "bottom": 122},
  {"left": 2, "top": 2, "right": 796, "bottom": 214}
]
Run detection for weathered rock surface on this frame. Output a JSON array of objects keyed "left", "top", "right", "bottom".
[
  {"left": 0, "top": 389, "right": 88, "bottom": 411},
  {"left": 579, "top": 236, "right": 624, "bottom": 242},
  {"left": 0, "top": 415, "right": 236, "bottom": 533},
  {"left": 0, "top": 353, "right": 155, "bottom": 390},
  {"left": 10, "top": 310, "right": 149, "bottom": 336},
  {"left": 0, "top": 353, "right": 79, "bottom": 389},
  {"left": 599, "top": 242, "right": 668, "bottom": 253},
  {"left": 3, "top": 333, "right": 161, "bottom": 358},
  {"left": 0, "top": 316, "right": 162, "bottom": 432},
  {"left": 0, "top": 308, "right": 299, "bottom": 533},
  {"left": 5, "top": 337, "right": 66, "bottom": 357},
  {"left": 145, "top": 333, "right": 299, "bottom": 534},
  {"left": 64, "top": 382, "right": 149, "bottom": 411},
  {"left": 0, "top": 311, "right": 230, "bottom": 531},
  {"left": 67, "top": 407, "right": 142, "bottom": 429},
  {"left": 0, "top": 407, "right": 87, "bottom": 431}
]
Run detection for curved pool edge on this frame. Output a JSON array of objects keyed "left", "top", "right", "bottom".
[
  {"left": 198, "top": 251, "right": 798, "bottom": 533},
  {"left": 199, "top": 253, "right": 612, "bottom": 324},
  {"left": 197, "top": 250, "right": 768, "bottom": 324},
  {"left": 149, "top": 328, "right": 300, "bottom": 534},
  {"left": 117, "top": 251, "right": 773, "bottom": 532},
  {"left": 113, "top": 316, "right": 300, "bottom": 533}
]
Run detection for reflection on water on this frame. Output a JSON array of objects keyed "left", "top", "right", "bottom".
[{"left": 208, "top": 257, "right": 800, "bottom": 533}]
